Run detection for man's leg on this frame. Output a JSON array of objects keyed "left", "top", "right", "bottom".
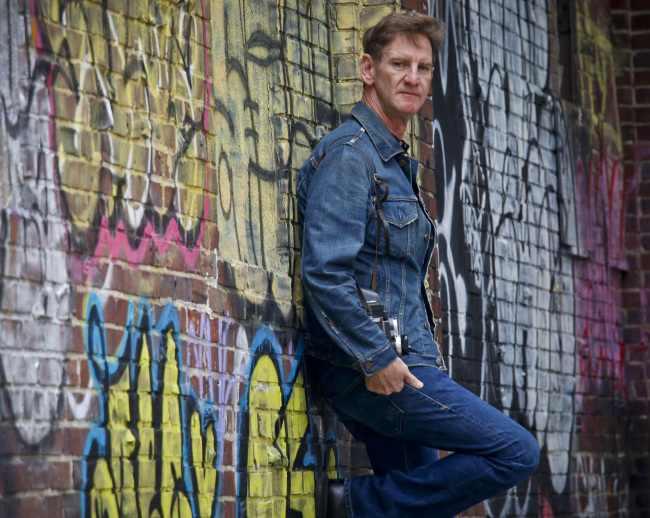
[
  {"left": 363, "top": 432, "right": 439, "bottom": 476},
  {"left": 318, "top": 363, "right": 539, "bottom": 518}
]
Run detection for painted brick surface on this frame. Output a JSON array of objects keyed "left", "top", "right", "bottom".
[
  {"left": 431, "top": 0, "right": 647, "bottom": 516},
  {"left": 0, "top": 1, "right": 647, "bottom": 518},
  {"left": 611, "top": 0, "right": 650, "bottom": 514}
]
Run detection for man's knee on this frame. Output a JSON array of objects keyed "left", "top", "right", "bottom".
[{"left": 517, "top": 430, "right": 540, "bottom": 477}]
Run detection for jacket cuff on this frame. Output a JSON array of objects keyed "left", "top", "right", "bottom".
[{"left": 357, "top": 342, "right": 398, "bottom": 377}]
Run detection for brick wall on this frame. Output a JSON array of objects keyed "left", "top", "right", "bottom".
[
  {"left": 431, "top": 0, "right": 647, "bottom": 516},
  {"left": 611, "top": 0, "right": 650, "bottom": 513},
  {"left": 0, "top": 0, "right": 647, "bottom": 517}
]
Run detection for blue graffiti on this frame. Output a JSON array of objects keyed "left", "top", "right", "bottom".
[
  {"left": 81, "top": 294, "right": 222, "bottom": 518},
  {"left": 236, "top": 328, "right": 321, "bottom": 517}
]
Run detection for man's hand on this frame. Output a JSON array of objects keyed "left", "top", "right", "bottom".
[{"left": 365, "top": 357, "right": 423, "bottom": 395}]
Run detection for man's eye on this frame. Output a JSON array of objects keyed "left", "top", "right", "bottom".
[{"left": 393, "top": 61, "right": 405, "bottom": 68}]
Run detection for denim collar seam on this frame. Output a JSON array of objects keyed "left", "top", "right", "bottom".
[{"left": 351, "top": 103, "right": 404, "bottom": 162}]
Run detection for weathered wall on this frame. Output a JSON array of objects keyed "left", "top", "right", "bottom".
[
  {"left": 611, "top": 0, "right": 650, "bottom": 512},
  {"left": 431, "top": 0, "right": 646, "bottom": 517},
  {"left": 0, "top": 0, "right": 646, "bottom": 517}
]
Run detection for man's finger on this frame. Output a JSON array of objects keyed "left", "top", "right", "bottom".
[{"left": 405, "top": 371, "right": 423, "bottom": 389}]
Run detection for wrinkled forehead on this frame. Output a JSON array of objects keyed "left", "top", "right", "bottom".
[{"left": 379, "top": 33, "right": 433, "bottom": 62}]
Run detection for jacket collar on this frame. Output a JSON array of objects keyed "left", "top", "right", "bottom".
[{"left": 351, "top": 102, "right": 405, "bottom": 162}]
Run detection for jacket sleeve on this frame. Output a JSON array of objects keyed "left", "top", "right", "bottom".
[{"left": 299, "top": 142, "right": 398, "bottom": 377}]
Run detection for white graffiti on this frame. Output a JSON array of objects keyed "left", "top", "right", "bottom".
[
  {"left": 0, "top": 0, "right": 70, "bottom": 445},
  {"left": 429, "top": 0, "right": 589, "bottom": 515}
]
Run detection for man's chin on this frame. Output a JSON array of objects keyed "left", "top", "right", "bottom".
[
  {"left": 395, "top": 98, "right": 425, "bottom": 114},
  {"left": 396, "top": 105, "right": 423, "bottom": 119}
]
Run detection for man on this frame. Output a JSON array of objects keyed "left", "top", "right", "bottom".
[{"left": 298, "top": 12, "right": 539, "bottom": 518}]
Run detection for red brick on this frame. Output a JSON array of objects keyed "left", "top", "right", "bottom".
[
  {"left": 632, "top": 14, "right": 650, "bottom": 32},
  {"left": 636, "top": 108, "right": 650, "bottom": 124},
  {"left": 419, "top": 144, "right": 434, "bottom": 170},
  {"left": 619, "top": 106, "right": 636, "bottom": 123},
  {"left": 636, "top": 89, "right": 650, "bottom": 106},
  {"left": 634, "top": 69, "right": 650, "bottom": 84},
  {"left": 419, "top": 116, "right": 434, "bottom": 145},
  {"left": 419, "top": 98, "right": 434, "bottom": 121},
  {"left": 221, "top": 469, "right": 236, "bottom": 496},
  {"left": 612, "top": 12, "right": 630, "bottom": 31},
  {"left": 632, "top": 33, "right": 650, "bottom": 51},
  {"left": 623, "top": 124, "right": 637, "bottom": 142},
  {"left": 217, "top": 260, "right": 237, "bottom": 288},
  {"left": 631, "top": 0, "right": 650, "bottom": 10},
  {"left": 224, "top": 291, "right": 245, "bottom": 320},
  {"left": 401, "top": 0, "right": 425, "bottom": 13},
  {"left": 639, "top": 125, "right": 650, "bottom": 140},
  {"left": 63, "top": 427, "right": 90, "bottom": 456},
  {"left": 618, "top": 86, "right": 634, "bottom": 104},
  {"left": 31, "top": 461, "right": 73, "bottom": 491},
  {"left": 420, "top": 168, "right": 437, "bottom": 193},
  {"left": 624, "top": 291, "right": 642, "bottom": 307},
  {"left": 219, "top": 500, "right": 237, "bottom": 518}
]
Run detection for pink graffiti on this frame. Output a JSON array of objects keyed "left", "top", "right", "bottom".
[
  {"left": 186, "top": 312, "right": 246, "bottom": 471},
  {"left": 537, "top": 492, "right": 554, "bottom": 518},
  {"left": 187, "top": 313, "right": 214, "bottom": 401},
  {"left": 68, "top": 204, "right": 209, "bottom": 282},
  {"left": 30, "top": 1, "right": 212, "bottom": 281},
  {"left": 574, "top": 151, "right": 629, "bottom": 404}
]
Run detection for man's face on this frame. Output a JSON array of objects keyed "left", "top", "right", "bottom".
[{"left": 362, "top": 33, "right": 433, "bottom": 125}]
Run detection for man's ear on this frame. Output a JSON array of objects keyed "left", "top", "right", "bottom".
[{"left": 360, "top": 54, "right": 375, "bottom": 87}]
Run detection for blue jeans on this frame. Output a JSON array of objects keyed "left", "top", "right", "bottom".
[{"left": 309, "top": 358, "right": 540, "bottom": 518}]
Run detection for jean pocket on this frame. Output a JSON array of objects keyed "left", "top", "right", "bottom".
[
  {"left": 378, "top": 199, "right": 418, "bottom": 258},
  {"left": 318, "top": 365, "right": 404, "bottom": 436}
]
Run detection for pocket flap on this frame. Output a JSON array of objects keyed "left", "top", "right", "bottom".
[{"left": 380, "top": 199, "right": 418, "bottom": 228}]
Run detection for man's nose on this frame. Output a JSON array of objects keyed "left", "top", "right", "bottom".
[{"left": 404, "top": 65, "right": 419, "bottom": 84}]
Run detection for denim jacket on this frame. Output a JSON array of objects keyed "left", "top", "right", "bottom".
[{"left": 298, "top": 102, "right": 446, "bottom": 377}]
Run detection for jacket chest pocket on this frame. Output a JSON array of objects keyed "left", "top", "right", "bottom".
[{"left": 378, "top": 199, "right": 419, "bottom": 258}]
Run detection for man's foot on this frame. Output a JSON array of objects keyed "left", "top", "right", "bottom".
[
  {"left": 326, "top": 479, "right": 346, "bottom": 517},
  {"left": 316, "top": 477, "right": 347, "bottom": 518}
]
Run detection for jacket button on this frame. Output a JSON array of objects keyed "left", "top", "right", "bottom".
[
  {"left": 399, "top": 160, "right": 406, "bottom": 167},
  {"left": 424, "top": 322, "right": 430, "bottom": 330},
  {"left": 436, "top": 358, "right": 442, "bottom": 366},
  {"left": 365, "top": 362, "right": 374, "bottom": 371},
  {"left": 424, "top": 233, "right": 429, "bottom": 241}
]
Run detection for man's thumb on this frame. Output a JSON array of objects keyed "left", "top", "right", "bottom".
[{"left": 405, "top": 370, "right": 423, "bottom": 389}]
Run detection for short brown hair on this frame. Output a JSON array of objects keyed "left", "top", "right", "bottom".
[{"left": 363, "top": 12, "right": 447, "bottom": 62}]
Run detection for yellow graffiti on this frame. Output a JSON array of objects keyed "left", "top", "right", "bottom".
[
  {"left": 40, "top": 0, "right": 209, "bottom": 241},
  {"left": 575, "top": 0, "right": 622, "bottom": 152},
  {"left": 86, "top": 330, "right": 217, "bottom": 518},
  {"left": 247, "top": 355, "right": 315, "bottom": 517},
  {"left": 211, "top": 0, "right": 282, "bottom": 270}
]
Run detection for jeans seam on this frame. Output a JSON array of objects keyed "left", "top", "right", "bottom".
[
  {"left": 401, "top": 382, "right": 520, "bottom": 455},
  {"left": 326, "top": 377, "right": 363, "bottom": 404},
  {"left": 399, "top": 382, "right": 447, "bottom": 410},
  {"left": 401, "top": 440, "right": 410, "bottom": 473},
  {"left": 344, "top": 477, "right": 353, "bottom": 518}
]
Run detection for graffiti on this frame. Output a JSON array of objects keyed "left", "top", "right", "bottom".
[
  {"left": 82, "top": 294, "right": 224, "bottom": 517},
  {"left": 237, "top": 328, "right": 323, "bottom": 518},
  {"left": 21, "top": 0, "right": 214, "bottom": 276},
  {"left": 0, "top": 0, "right": 291, "bottom": 446},
  {"left": 430, "top": 0, "right": 629, "bottom": 516},
  {"left": 80, "top": 291, "right": 331, "bottom": 518},
  {"left": 212, "top": 0, "right": 285, "bottom": 271},
  {"left": 0, "top": 0, "right": 72, "bottom": 445}
]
